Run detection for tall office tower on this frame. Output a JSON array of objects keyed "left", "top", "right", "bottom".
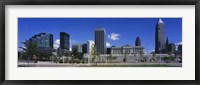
[
  {"left": 178, "top": 44, "right": 182, "bottom": 54},
  {"left": 60, "top": 32, "right": 70, "bottom": 50},
  {"left": 87, "top": 40, "right": 95, "bottom": 55},
  {"left": 135, "top": 36, "right": 141, "bottom": 46},
  {"left": 155, "top": 18, "right": 166, "bottom": 53},
  {"left": 168, "top": 43, "right": 176, "bottom": 53},
  {"left": 30, "top": 33, "right": 53, "bottom": 48},
  {"left": 29, "top": 33, "right": 53, "bottom": 57},
  {"left": 95, "top": 28, "right": 106, "bottom": 54},
  {"left": 82, "top": 43, "right": 87, "bottom": 53}
]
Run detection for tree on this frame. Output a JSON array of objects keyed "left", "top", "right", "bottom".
[
  {"left": 96, "top": 53, "right": 100, "bottom": 65},
  {"left": 91, "top": 46, "right": 96, "bottom": 62},
  {"left": 162, "top": 53, "right": 175, "bottom": 63},
  {"left": 123, "top": 51, "right": 128, "bottom": 63},
  {"left": 39, "top": 52, "right": 51, "bottom": 61},
  {"left": 21, "top": 40, "right": 40, "bottom": 60},
  {"left": 64, "top": 51, "right": 71, "bottom": 57},
  {"left": 64, "top": 51, "right": 71, "bottom": 63},
  {"left": 152, "top": 52, "right": 156, "bottom": 62},
  {"left": 91, "top": 45, "right": 99, "bottom": 66},
  {"left": 107, "top": 53, "right": 116, "bottom": 62},
  {"left": 21, "top": 40, "right": 39, "bottom": 65},
  {"left": 71, "top": 49, "right": 83, "bottom": 63},
  {"left": 168, "top": 53, "right": 175, "bottom": 62},
  {"left": 140, "top": 52, "right": 145, "bottom": 62}
]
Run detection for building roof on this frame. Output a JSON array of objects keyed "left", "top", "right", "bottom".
[
  {"left": 158, "top": 18, "right": 164, "bottom": 24},
  {"left": 95, "top": 28, "right": 106, "bottom": 32},
  {"left": 111, "top": 46, "right": 121, "bottom": 49},
  {"left": 60, "top": 32, "right": 69, "bottom": 36},
  {"left": 123, "top": 44, "right": 132, "bottom": 47},
  {"left": 132, "top": 46, "right": 144, "bottom": 49}
]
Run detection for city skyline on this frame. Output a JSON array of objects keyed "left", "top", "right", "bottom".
[{"left": 18, "top": 18, "right": 182, "bottom": 53}]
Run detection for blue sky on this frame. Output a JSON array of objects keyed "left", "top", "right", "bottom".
[{"left": 18, "top": 18, "right": 182, "bottom": 53}]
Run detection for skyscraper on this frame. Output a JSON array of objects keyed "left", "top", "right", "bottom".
[
  {"left": 30, "top": 33, "right": 53, "bottom": 48},
  {"left": 155, "top": 18, "right": 166, "bottom": 53},
  {"left": 95, "top": 28, "right": 106, "bottom": 54},
  {"left": 168, "top": 43, "right": 176, "bottom": 53},
  {"left": 87, "top": 40, "right": 95, "bottom": 55},
  {"left": 29, "top": 33, "right": 53, "bottom": 59},
  {"left": 178, "top": 44, "right": 182, "bottom": 54},
  {"left": 165, "top": 37, "right": 169, "bottom": 53},
  {"left": 60, "top": 32, "right": 70, "bottom": 50},
  {"left": 82, "top": 43, "right": 87, "bottom": 53},
  {"left": 135, "top": 36, "right": 141, "bottom": 46}
]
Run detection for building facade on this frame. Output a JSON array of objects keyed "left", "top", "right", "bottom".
[
  {"left": 155, "top": 18, "right": 166, "bottom": 53},
  {"left": 72, "top": 44, "right": 83, "bottom": 53},
  {"left": 82, "top": 43, "right": 87, "bottom": 53},
  {"left": 178, "top": 44, "right": 182, "bottom": 54},
  {"left": 106, "top": 48, "right": 111, "bottom": 54},
  {"left": 111, "top": 46, "right": 122, "bottom": 54},
  {"left": 60, "top": 32, "right": 70, "bottom": 50},
  {"left": 111, "top": 45, "right": 144, "bottom": 54},
  {"left": 87, "top": 40, "right": 95, "bottom": 55},
  {"left": 29, "top": 33, "right": 53, "bottom": 54},
  {"left": 95, "top": 28, "right": 106, "bottom": 54},
  {"left": 168, "top": 43, "right": 176, "bottom": 53}
]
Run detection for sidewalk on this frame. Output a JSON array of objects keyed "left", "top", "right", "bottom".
[{"left": 18, "top": 61, "right": 182, "bottom": 67}]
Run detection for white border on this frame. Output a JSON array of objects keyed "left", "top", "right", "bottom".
[{"left": 5, "top": 5, "right": 195, "bottom": 80}]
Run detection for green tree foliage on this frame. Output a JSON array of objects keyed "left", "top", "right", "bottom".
[
  {"left": 140, "top": 52, "right": 145, "bottom": 62},
  {"left": 71, "top": 49, "right": 83, "bottom": 60},
  {"left": 123, "top": 51, "right": 128, "bottom": 62},
  {"left": 152, "top": 52, "right": 156, "bottom": 62},
  {"left": 90, "top": 45, "right": 99, "bottom": 65},
  {"left": 107, "top": 53, "right": 116, "bottom": 62},
  {"left": 162, "top": 53, "right": 175, "bottom": 63},
  {"left": 91, "top": 45, "right": 97, "bottom": 62},
  {"left": 21, "top": 41, "right": 39, "bottom": 60},
  {"left": 39, "top": 52, "right": 51, "bottom": 60},
  {"left": 64, "top": 51, "right": 71, "bottom": 57}
]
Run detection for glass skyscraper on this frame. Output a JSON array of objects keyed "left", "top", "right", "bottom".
[
  {"left": 95, "top": 28, "right": 106, "bottom": 54},
  {"left": 29, "top": 33, "right": 53, "bottom": 54},
  {"left": 60, "top": 32, "right": 70, "bottom": 50},
  {"left": 30, "top": 33, "right": 53, "bottom": 48}
]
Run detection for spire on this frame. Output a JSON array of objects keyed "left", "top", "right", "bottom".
[
  {"left": 158, "top": 18, "right": 164, "bottom": 24},
  {"left": 166, "top": 37, "right": 169, "bottom": 45},
  {"left": 166, "top": 37, "right": 169, "bottom": 53}
]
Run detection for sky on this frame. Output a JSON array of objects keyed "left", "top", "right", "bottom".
[{"left": 18, "top": 18, "right": 182, "bottom": 53}]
